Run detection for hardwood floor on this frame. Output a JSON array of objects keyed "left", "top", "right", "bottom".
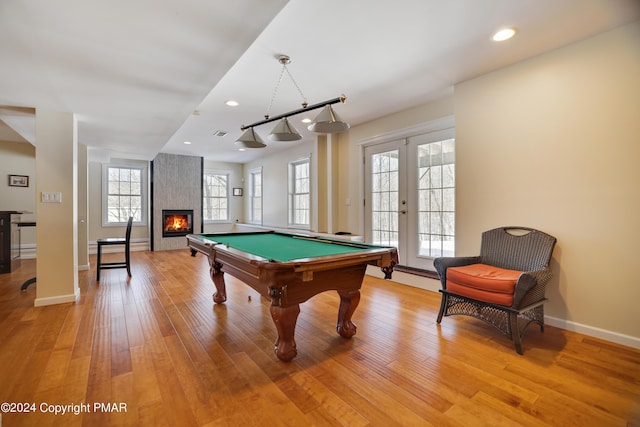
[{"left": 1, "top": 250, "right": 638, "bottom": 426}]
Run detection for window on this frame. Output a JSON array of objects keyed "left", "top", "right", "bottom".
[
  {"left": 249, "top": 168, "right": 262, "bottom": 224},
  {"left": 416, "top": 138, "right": 455, "bottom": 257},
  {"left": 288, "top": 156, "right": 310, "bottom": 227},
  {"left": 102, "top": 163, "right": 147, "bottom": 225},
  {"left": 203, "top": 171, "right": 229, "bottom": 222}
]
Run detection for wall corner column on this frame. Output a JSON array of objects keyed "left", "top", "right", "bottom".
[{"left": 34, "top": 109, "right": 79, "bottom": 306}]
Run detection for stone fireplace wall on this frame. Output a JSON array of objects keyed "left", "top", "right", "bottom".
[{"left": 151, "top": 153, "right": 202, "bottom": 251}]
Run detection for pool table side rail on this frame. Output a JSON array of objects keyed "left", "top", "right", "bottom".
[{"left": 194, "top": 231, "right": 395, "bottom": 252}]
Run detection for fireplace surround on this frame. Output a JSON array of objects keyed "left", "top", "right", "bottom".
[{"left": 162, "top": 209, "right": 193, "bottom": 237}]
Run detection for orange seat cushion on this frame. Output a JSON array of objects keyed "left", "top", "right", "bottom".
[{"left": 446, "top": 263, "right": 522, "bottom": 306}]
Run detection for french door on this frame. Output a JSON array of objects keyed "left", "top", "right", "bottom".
[{"left": 364, "top": 128, "right": 455, "bottom": 270}]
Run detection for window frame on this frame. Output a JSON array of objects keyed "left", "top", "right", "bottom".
[
  {"left": 248, "top": 167, "right": 263, "bottom": 224},
  {"left": 101, "top": 162, "right": 148, "bottom": 227},
  {"left": 202, "top": 169, "right": 231, "bottom": 223},
  {"left": 414, "top": 136, "right": 455, "bottom": 259},
  {"left": 288, "top": 155, "right": 311, "bottom": 229}
]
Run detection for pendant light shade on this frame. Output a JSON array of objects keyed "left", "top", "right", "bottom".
[
  {"left": 269, "top": 117, "right": 302, "bottom": 141},
  {"left": 235, "top": 128, "right": 266, "bottom": 148},
  {"left": 307, "top": 105, "right": 350, "bottom": 133}
]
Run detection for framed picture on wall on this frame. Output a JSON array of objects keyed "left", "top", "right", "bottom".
[
  {"left": 233, "top": 188, "right": 243, "bottom": 196},
  {"left": 8, "top": 175, "right": 29, "bottom": 187}
]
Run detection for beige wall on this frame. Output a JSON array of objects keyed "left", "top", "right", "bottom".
[
  {"left": 454, "top": 22, "right": 640, "bottom": 343},
  {"left": 334, "top": 21, "right": 640, "bottom": 347},
  {"left": 34, "top": 109, "right": 79, "bottom": 306},
  {"left": 0, "top": 140, "right": 37, "bottom": 249}
]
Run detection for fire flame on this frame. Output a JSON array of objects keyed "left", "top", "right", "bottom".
[{"left": 164, "top": 215, "right": 189, "bottom": 232}]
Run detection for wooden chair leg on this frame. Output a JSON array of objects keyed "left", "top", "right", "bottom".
[
  {"left": 96, "top": 243, "right": 102, "bottom": 281},
  {"left": 125, "top": 248, "right": 131, "bottom": 277}
]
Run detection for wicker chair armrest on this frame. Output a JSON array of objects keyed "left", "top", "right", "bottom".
[
  {"left": 512, "top": 267, "right": 553, "bottom": 308},
  {"left": 433, "top": 256, "right": 481, "bottom": 289}
]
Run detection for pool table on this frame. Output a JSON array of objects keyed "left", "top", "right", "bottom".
[{"left": 186, "top": 231, "right": 398, "bottom": 361}]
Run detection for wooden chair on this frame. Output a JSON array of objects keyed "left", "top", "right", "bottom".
[
  {"left": 434, "top": 226, "right": 556, "bottom": 354},
  {"left": 96, "top": 216, "right": 133, "bottom": 281}
]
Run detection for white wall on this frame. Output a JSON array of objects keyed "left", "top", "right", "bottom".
[
  {"left": 203, "top": 159, "right": 244, "bottom": 229},
  {"left": 243, "top": 140, "right": 316, "bottom": 230},
  {"left": 87, "top": 159, "right": 150, "bottom": 245}
]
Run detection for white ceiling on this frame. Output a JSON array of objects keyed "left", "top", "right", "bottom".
[{"left": 1, "top": 0, "right": 639, "bottom": 164}]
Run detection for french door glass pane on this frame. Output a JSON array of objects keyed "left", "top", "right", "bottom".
[
  {"left": 371, "top": 150, "right": 399, "bottom": 247},
  {"left": 417, "top": 139, "right": 455, "bottom": 257}
]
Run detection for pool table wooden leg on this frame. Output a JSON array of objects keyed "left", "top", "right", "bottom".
[
  {"left": 336, "top": 289, "right": 360, "bottom": 338},
  {"left": 208, "top": 259, "right": 227, "bottom": 304},
  {"left": 270, "top": 304, "right": 300, "bottom": 362}
]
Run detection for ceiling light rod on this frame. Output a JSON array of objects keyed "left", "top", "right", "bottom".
[{"left": 240, "top": 95, "right": 346, "bottom": 131}]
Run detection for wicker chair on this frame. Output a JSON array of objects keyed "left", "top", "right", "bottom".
[{"left": 434, "top": 226, "right": 556, "bottom": 354}]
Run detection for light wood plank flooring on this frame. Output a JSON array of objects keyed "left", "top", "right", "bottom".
[{"left": 1, "top": 250, "right": 638, "bottom": 426}]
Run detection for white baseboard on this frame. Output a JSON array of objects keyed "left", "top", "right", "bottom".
[
  {"left": 545, "top": 316, "right": 640, "bottom": 350},
  {"left": 34, "top": 288, "right": 80, "bottom": 307},
  {"left": 19, "top": 240, "right": 149, "bottom": 258},
  {"left": 366, "top": 265, "right": 441, "bottom": 292},
  {"left": 17, "top": 244, "right": 37, "bottom": 259},
  {"left": 88, "top": 239, "right": 149, "bottom": 254}
]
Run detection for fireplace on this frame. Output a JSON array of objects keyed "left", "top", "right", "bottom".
[{"left": 162, "top": 209, "right": 193, "bottom": 237}]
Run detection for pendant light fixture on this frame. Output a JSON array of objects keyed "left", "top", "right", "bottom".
[{"left": 235, "top": 55, "right": 349, "bottom": 148}]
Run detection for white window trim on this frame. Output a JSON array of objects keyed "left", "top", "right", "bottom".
[
  {"left": 203, "top": 169, "right": 231, "bottom": 224},
  {"left": 288, "top": 154, "right": 311, "bottom": 230},
  {"left": 248, "top": 167, "right": 263, "bottom": 225},
  {"left": 101, "top": 162, "right": 148, "bottom": 227}
]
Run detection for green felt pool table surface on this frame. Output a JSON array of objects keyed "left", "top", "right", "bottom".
[{"left": 194, "top": 232, "right": 371, "bottom": 262}]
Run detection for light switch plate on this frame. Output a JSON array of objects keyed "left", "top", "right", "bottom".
[{"left": 42, "top": 192, "right": 62, "bottom": 203}]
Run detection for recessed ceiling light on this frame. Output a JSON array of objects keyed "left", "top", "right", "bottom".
[
  {"left": 301, "top": 118, "right": 312, "bottom": 123},
  {"left": 226, "top": 100, "right": 239, "bottom": 107},
  {"left": 238, "top": 148, "right": 245, "bottom": 151},
  {"left": 492, "top": 27, "right": 517, "bottom": 42},
  {"left": 183, "top": 141, "right": 192, "bottom": 145}
]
